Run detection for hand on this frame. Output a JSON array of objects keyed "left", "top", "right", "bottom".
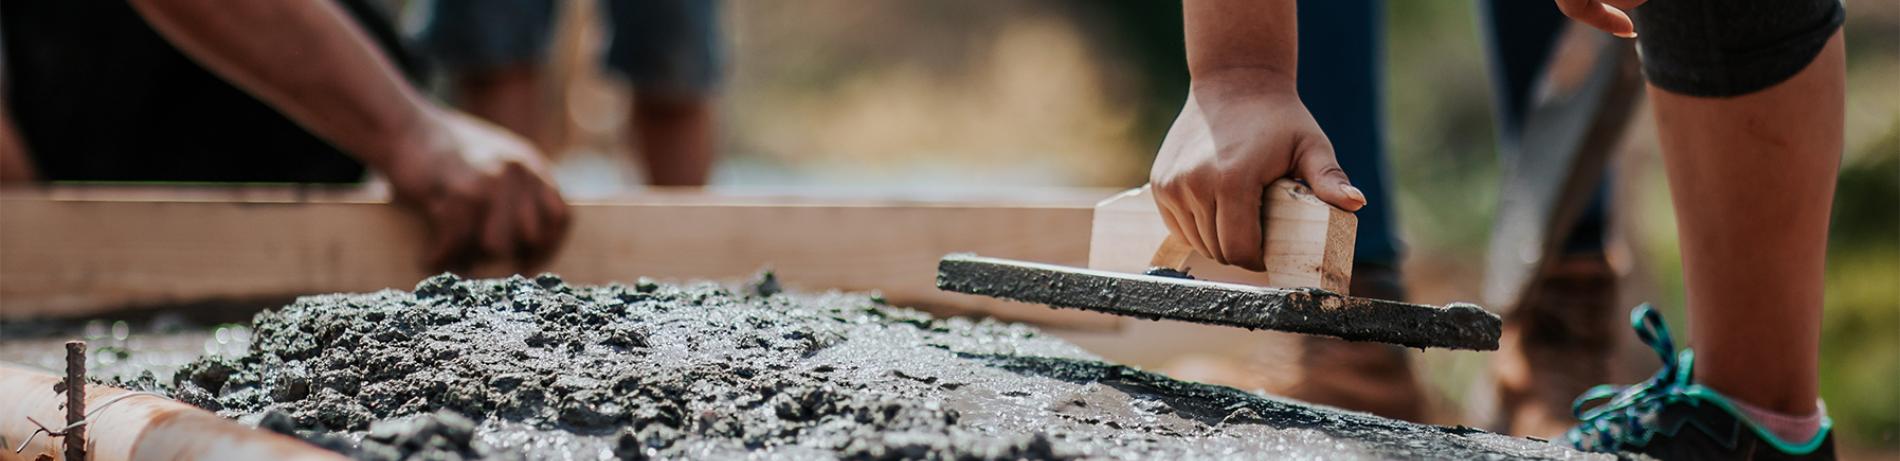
[
  {"left": 1553, "top": 0, "right": 1646, "bottom": 38},
  {"left": 382, "top": 110, "right": 571, "bottom": 272},
  {"left": 1150, "top": 79, "right": 1363, "bottom": 271}
]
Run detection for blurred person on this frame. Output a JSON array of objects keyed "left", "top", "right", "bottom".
[
  {"left": 420, "top": 0, "right": 722, "bottom": 186},
  {"left": 1152, "top": 0, "right": 1844, "bottom": 458},
  {"left": 1195, "top": 0, "right": 1631, "bottom": 429},
  {"left": 1476, "top": 0, "right": 1635, "bottom": 438},
  {"left": 0, "top": 0, "right": 570, "bottom": 272}
]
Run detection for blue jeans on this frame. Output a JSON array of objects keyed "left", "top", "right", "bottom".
[
  {"left": 1295, "top": 0, "right": 1609, "bottom": 267},
  {"left": 420, "top": 0, "right": 723, "bottom": 96}
]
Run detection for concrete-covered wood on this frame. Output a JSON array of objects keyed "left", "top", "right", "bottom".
[{"left": 938, "top": 254, "right": 1501, "bottom": 350}]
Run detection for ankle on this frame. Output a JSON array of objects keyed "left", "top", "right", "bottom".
[
  {"left": 1730, "top": 396, "right": 1828, "bottom": 444},
  {"left": 1695, "top": 363, "right": 1819, "bottom": 415}
]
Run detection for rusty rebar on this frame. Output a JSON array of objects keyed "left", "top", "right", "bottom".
[{"left": 63, "top": 341, "right": 86, "bottom": 461}]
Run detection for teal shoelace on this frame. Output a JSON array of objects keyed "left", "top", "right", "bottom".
[
  {"left": 1564, "top": 304, "right": 1691, "bottom": 451},
  {"left": 1564, "top": 304, "right": 1834, "bottom": 454}
]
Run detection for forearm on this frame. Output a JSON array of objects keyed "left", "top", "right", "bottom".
[
  {"left": 0, "top": 104, "right": 33, "bottom": 183},
  {"left": 129, "top": 0, "right": 442, "bottom": 171},
  {"left": 0, "top": 33, "right": 32, "bottom": 182},
  {"left": 1182, "top": 0, "right": 1300, "bottom": 92}
]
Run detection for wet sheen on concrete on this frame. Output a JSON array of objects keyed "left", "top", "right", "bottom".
[
  {"left": 936, "top": 254, "right": 1502, "bottom": 351},
  {"left": 161, "top": 273, "right": 1593, "bottom": 460}
]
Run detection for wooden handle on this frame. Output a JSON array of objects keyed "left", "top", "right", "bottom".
[
  {"left": 1148, "top": 234, "right": 1196, "bottom": 272},
  {"left": 1264, "top": 179, "right": 1357, "bottom": 293},
  {"left": 1138, "top": 178, "right": 1357, "bottom": 292}
]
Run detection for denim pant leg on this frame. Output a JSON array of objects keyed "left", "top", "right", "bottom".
[
  {"left": 1296, "top": 0, "right": 1401, "bottom": 267},
  {"left": 1479, "top": 0, "right": 1610, "bottom": 255}
]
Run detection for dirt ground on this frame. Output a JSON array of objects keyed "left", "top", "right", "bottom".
[{"left": 10, "top": 274, "right": 1607, "bottom": 459}]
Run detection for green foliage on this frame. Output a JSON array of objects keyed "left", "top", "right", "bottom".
[
  {"left": 1383, "top": 1, "right": 1503, "bottom": 256},
  {"left": 1820, "top": 122, "right": 1900, "bottom": 448}
]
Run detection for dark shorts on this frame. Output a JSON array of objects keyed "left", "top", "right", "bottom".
[
  {"left": 420, "top": 0, "right": 723, "bottom": 97},
  {"left": 1631, "top": 0, "right": 1845, "bottom": 97}
]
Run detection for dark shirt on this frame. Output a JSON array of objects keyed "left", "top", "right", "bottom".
[{"left": 1, "top": 0, "right": 425, "bottom": 183}]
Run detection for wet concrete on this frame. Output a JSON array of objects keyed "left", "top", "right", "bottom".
[
  {"left": 936, "top": 254, "right": 1502, "bottom": 351},
  {"left": 0, "top": 317, "right": 254, "bottom": 385},
  {"left": 151, "top": 273, "right": 1591, "bottom": 460}
]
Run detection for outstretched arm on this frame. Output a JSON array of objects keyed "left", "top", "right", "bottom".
[
  {"left": 1152, "top": 0, "right": 1361, "bottom": 271},
  {"left": 130, "top": 0, "right": 431, "bottom": 170},
  {"left": 130, "top": 0, "right": 571, "bottom": 271},
  {"left": 0, "top": 24, "right": 34, "bottom": 183}
]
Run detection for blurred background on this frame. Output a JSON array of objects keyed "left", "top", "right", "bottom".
[{"left": 494, "top": 0, "right": 1897, "bottom": 454}]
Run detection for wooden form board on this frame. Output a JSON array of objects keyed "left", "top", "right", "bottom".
[{"left": 0, "top": 186, "right": 1122, "bottom": 329}]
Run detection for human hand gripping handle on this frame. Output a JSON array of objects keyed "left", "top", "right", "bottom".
[{"left": 1150, "top": 82, "right": 1364, "bottom": 273}]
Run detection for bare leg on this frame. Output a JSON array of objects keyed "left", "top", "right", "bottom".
[
  {"left": 631, "top": 94, "right": 715, "bottom": 186},
  {"left": 1653, "top": 32, "right": 1843, "bottom": 415},
  {"left": 456, "top": 64, "right": 552, "bottom": 152}
]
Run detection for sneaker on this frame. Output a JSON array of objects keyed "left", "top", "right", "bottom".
[{"left": 1566, "top": 305, "right": 1835, "bottom": 460}]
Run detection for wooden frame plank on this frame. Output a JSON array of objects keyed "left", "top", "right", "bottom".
[{"left": 0, "top": 186, "right": 1121, "bottom": 329}]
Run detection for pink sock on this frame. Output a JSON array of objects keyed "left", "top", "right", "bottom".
[{"left": 1731, "top": 398, "right": 1827, "bottom": 444}]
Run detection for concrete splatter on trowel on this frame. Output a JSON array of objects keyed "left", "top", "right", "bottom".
[
  {"left": 937, "top": 254, "right": 1501, "bottom": 350},
  {"left": 937, "top": 179, "right": 1501, "bottom": 350}
]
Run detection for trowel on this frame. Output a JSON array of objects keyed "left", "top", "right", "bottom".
[{"left": 936, "top": 179, "right": 1500, "bottom": 350}]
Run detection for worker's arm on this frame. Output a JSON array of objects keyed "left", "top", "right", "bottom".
[
  {"left": 0, "top": 105, "right": 31, "bottom": 183},
  {"left": 1151, "top": 0, "right": 1361, "bottom": 271},
  {"left": 128, "top": 0, "right": 570, "bottom": 271},
  {"left": 0, "top": 23, "right": 32, "bottom": 183}
]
